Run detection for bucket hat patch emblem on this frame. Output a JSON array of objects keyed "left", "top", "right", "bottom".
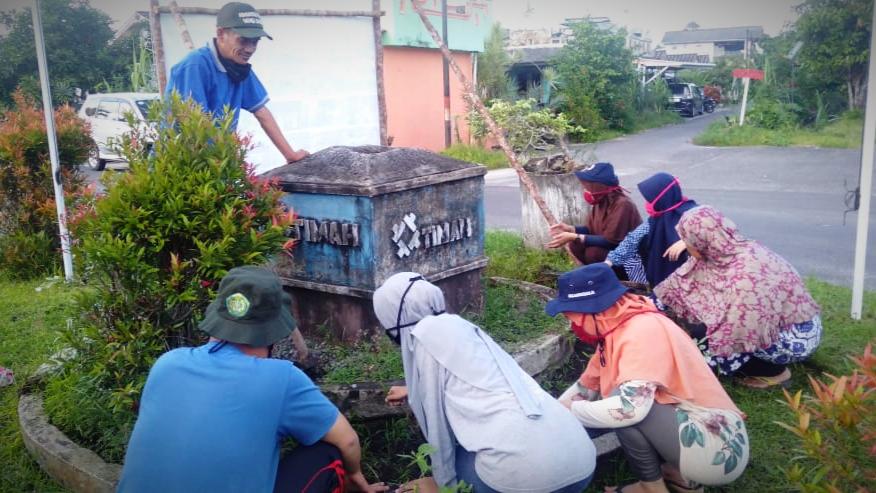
[{"left": 226, "top": 293, "right": 251, "bottom": 318}]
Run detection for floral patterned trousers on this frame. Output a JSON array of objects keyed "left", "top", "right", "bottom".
[{"left": 615, "top": 400, "right": 749, "bottom": 486}]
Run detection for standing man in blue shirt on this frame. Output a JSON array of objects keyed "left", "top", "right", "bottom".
[
  {"left": 118, "top": 266, "right": 387, "bottom": 493},
  {"left": 165, "top": 2, "right": 309, "bottom": 164}
]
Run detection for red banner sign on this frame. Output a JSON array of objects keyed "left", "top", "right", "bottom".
[{"left": 732, "top": 68, "right": 765, "bottom": 80}]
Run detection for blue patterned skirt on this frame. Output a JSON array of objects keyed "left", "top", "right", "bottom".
[{"left": 708, "top": 316, "right": 823, "bottom": 376}]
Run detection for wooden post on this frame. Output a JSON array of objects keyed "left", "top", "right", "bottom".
[
  {"left": 149, "top": 0, "right": 167, "bottom": 94},
  {"left": 372, "top": 0, "right": 388, "bottom": 146},
  {"left": 441, "top": 0, "right": 451, "bottom": 148},
  {"left": 169, "top": 1, "right": 195, "bottom": 51},
  {"left": 739, "top": 77, "right": 751, "bottom": 126},
  {"left": 408, "top": 0, "right": 558, "bottom": 225}
]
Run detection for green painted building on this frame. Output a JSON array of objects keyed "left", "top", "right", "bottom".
[{"left": 381, "top": 0, "right": 493, "bottom": 52}]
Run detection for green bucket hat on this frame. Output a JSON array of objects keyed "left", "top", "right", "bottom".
[
  {"left": 199, "top": 266, "right": 295, "bottom": 346},
  {"left": 217, "top": 2, "right": 273, "bottom": 40}
]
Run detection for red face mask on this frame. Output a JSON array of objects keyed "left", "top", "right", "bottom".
[
  {"left": 583, "top": 186, "right": 622, "bottom": 205},
  {"left": 570, "top": 319, "right": 600, "bottom": 346},
  {"left": 644, "top": 178, "right": 688, "bottom": 218}
]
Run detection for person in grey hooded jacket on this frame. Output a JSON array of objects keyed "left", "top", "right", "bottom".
[{"left": 373, "top": 272, "right": 596, "bottom": 493}]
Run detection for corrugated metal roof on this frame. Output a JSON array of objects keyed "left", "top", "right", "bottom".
[
  {"left": 662, "top": 26, "right": 764, "bottom": 44},
  {"left": 652, "top": 50, "right": 712, "bottom": 64}
]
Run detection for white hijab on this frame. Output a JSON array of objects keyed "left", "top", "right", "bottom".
[{"left": 373, "top": 273, "right": 543, "bottom": 419}]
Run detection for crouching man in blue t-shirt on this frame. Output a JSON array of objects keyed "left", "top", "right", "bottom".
[
  {"left": 165, "top": 2, "right": 309, "bottom": 164},
  {"left": 118, "top": 266, "right": 388, "bottom": 493}
]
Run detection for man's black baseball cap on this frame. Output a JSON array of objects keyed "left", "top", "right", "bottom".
[{"left": 217, "top": 2, "right": 273, "bottom": 40}]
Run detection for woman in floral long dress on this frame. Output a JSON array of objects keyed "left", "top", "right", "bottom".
[
  {"left": 547, "top": 263, "right": 749, "bottom": 493},
  {"left": 655, "top": 205, "right": 822, "bottom": 388}
]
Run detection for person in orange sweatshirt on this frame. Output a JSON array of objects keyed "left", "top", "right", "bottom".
[{"left": 546, "top": 263, "right": 749, "bottom": 493}]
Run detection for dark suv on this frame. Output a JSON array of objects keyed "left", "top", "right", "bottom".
[{"left": 668, "top": 82, "right": 704, "bottom": 117}]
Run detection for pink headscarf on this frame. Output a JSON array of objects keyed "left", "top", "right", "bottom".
[{"left": 654, "top": 206, "right": 820, "bottom": 357}]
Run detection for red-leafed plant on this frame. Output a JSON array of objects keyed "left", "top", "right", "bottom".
[
  {"left": 0, "top": 89, "right": 90, "bottom": 278},
  {"left": 777, "top": 343, "right": 876, "bottom": 492}
]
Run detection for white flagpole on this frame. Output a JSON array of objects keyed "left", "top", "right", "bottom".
[
  {"left": 31, "top": 0, "right": 74, "bottom": 282},
  {"left": 850, "top": 3, "right": 876, "bottom": 319}
]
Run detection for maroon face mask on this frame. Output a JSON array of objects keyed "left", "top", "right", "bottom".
[{"left": 583, "top": 186, "right": 622, "bottom": 205}]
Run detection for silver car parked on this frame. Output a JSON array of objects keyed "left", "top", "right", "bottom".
[{"left": 78, "top": 92, "right": 159, "bottom": 170}]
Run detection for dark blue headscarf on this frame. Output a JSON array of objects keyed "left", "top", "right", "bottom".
[{"left": 637, "top": 172, "right": 698, "bottom": 287}]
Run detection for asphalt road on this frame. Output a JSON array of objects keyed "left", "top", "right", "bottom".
[{"left": 486, "top": 108, "right": 876, "bottom": 290}]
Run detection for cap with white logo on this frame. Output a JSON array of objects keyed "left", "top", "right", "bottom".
[{"left": 217, "top": 2, "right": 273, "bottom": 40}]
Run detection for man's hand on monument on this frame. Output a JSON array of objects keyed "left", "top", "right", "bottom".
[{"left": 286, "top": 149, "right": 310, "bottom": 164}]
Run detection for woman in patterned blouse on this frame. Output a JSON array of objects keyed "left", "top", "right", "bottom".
[{"left": 655, "top": 205, "right": 822, "bottom": 389}]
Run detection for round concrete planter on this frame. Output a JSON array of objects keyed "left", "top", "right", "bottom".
[
  {"left": 18, "top": 278, "right": 615, "bottom": 491},
  {"left": 18, "top": 393, "right": 121, "bottom": 492},
  {"left": 519, "top": 170, "right": 590, "bottom": 249}
]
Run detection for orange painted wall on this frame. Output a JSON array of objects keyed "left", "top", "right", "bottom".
[{"left": 383, "top": 46, "right": 473, "bottom": 151}]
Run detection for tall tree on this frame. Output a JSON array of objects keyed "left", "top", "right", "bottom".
[
  {"left": 476, "top": 22, "right": 512, "bottom": 102},
  {"left": 0, "top": 0, "right": 125, "bottom": 105},
  {"left": 795, "top": 0, "right": 873, "bottom": 110},
  {"left": 553, "top": 20, "right": 636, "bottom": 131}
]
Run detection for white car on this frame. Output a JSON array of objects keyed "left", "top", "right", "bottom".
[{"left": 78, "top": 92, "right": 159, "bottom": 170}]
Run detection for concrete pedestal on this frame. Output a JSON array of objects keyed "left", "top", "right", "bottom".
[
  {"left": 264, "top": 146, "right": 487, "bottom": 342},
  {"left": 284, "top": 266, "right": 484, "bottom": 342}
]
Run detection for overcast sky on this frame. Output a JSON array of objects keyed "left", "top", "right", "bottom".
[
  {"left": 2, "top": 0, "right": 801, "bottom": 42},
  {"left": 492, "top": 0, "right": 800, "bottom": 41}
]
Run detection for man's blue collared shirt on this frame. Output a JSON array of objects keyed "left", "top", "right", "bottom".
[{"left": 165, "top": 41, "right": 269, "bottom": 130}]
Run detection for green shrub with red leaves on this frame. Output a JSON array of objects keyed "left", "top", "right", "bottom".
[
  {"left": 0, "top": 90, "right": 90, "bottom": 278},
  {"left": 777, "top": 343, "right": 876, "bottom": 492},
  {"left": 43, "top": 95, "right": 296, "bottom": 461}
]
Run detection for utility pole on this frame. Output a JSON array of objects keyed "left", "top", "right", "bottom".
[
  {"left": 32, "top": 0, "right": 74, "bottom": 282},
  {"left": 442, "top": 0, "right": 451, "bottom": 148},
  {"left": 850, "top": 0, "right": 876, "bottom": 319}
]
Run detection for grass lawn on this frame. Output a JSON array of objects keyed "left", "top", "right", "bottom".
[
  {"left": 0, "top": 277, "right": 76, "bottom": 493},
  {"left": 485, "top": 229, "right": 574, "bottom": 285},
  {"left": 694, "top": 112, "right": 864, "bottom": 149},
  {"left": 440, "top": 144, "right": 509, "bottom": 170},
  {"left": 1, "top": 232, "right": 874, "bottom": 492}
]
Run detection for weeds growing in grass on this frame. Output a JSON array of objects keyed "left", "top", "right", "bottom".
[
  {"left": 694, "top": 112, "right": 864, "bottom": 149},
  {"left": 440, "top": 144, "right": 509, "bottom": 170},
  {"left": 320, "top": 337, "right": 404, "bottom": 385},
  {"left": 485, "top": 230, "right": 574, "bottom": 286},
  {"left": 467, "top": 283, "right": 568, "bottom": 347},
  {"left": 320, "top": 281, "right": 565, "bottom": 385}
]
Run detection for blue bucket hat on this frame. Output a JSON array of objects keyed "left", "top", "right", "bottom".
[
  {"left": 545, "top": 263, "right": 628, "bottom": 316},
  {"left": 574, "top": 162, "right": 619, "bottom": 186}
]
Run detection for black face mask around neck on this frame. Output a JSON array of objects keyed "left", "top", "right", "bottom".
[
  {"left": 214, "top": 39, "right": 252, "bottom": 83},
  {"left": 385, "top": 276, "right": 445, "bottom": 346}
]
